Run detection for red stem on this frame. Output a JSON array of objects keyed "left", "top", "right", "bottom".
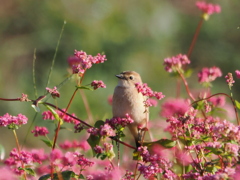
[{"left": 187, "top": 18, "right": 204, "bottom": 58}]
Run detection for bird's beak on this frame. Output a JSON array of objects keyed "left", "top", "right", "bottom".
[{"left": 115, "top": 74, "right": 124, "bottom": 79}]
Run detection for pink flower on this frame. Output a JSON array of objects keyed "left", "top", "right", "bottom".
[
  {"left": 196, "top": 1, "right": 221, "bottom": 15},
  {"left": 198, "top": 66, "right": 222, "bottom": 83},
  {"left": 50, "top": 149, "right": 63, "bottom": 162},
  {"left": 235, "top": 70, "right": 240, "bottom": 79},
  {"left": 46, "top": 86, "right": 60, "bottom": 98},
  {"left": 135, "top": 83, "right": 165, "bottom": 105},
  {"left": 209, "top": 96, "right": 225, "bottom": 107},
  {"left": 68, "top": 50, "right": 107, "bottom": 76},
  {"left": 175, "top": 150, "right": 192, "bottom": 166},
  {"left": 0, "top": 113, "right": 28, "bottom": 129},
  {"left": 160, "top": 98, "right": 190, "bottom": 118},
  {"left": 5, "top": 148, "right": 33, "bottom": 175},
  {"left": 31, "top": 149, "right": 47, "bottom": 164},
  {"left": 106, "top": 114, "right": 134, "bottom": 129},
  {"left": 99, "top": 123, "right": 115, "bottom": 137},
  {"left": 225, "top": 73, "right": 235, "bottom": 87},
  {"left": 163, "top": 54, "right": 190, "bottom": 72},
  {"left": 31, "top": 126, "right": 49, "bottom": 137},
  {"left": 94, "top": 145, "right": 104, "bottom": 154},
  {"left": 91, "top": 80, "right": 106, "bottom": 90}
]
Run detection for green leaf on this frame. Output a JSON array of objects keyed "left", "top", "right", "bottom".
[
  {"left": 87, "top": 134, "right": 101, "bottom": 157},
  {"left": 94, "top": 120, "right": 105, "bottom": 128},
  {"left": 41, "top": 139, "right": 53, "bottom": 148},
  {"left": 205, "top": 147, "right": 223, "bottom": 155},
  {"left": 155, "top": 139, "right": 176, "bottom": 148},
  {"left": 44, "top": 105, "right": 63, "bottom": 125},
  {"left": 25, "top": 168, "right": 36, "bottom": 176},
  {"left": 184, "top": 68, "right": 193, "bottom": 78},
  {"left": 38, "top": 170, "right": 75, "bottom": 180},
  {"left": 79, "top": 174, "right": 85, "bottom": 179},
  {"left": 235, "top": 100, "right": 240, "bottom": 110},
  {"left": 76, "top": 86, "right": 94, "bottom": 91}
]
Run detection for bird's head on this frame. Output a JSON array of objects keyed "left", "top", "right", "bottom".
[{"left": 115, "top": 71, "right": 142, "bottom": 88}]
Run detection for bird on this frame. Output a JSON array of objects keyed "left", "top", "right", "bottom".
[{"left": 112, "top": 71, "right": 148, "bottom": 147}]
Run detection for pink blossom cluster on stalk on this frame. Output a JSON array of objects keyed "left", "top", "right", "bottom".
[
  {"left": 68, "top": 50, "right": 107, "bottom": 76},
  {"left": 46, "top": 86, "right": 60, "bottom": 98},
  {"left": 137, "top": 146, "right": 177, "bottom": 179},
  {"left": 106, "top": 113, "right": 134, "bottom": 129},
  {"left": 163, "top": 54, "right": 190, "bottom": 73},
  {"left": 60, "top": 139, "right": 90, "bottom": 150},
  {"left": 198, "top": 66, "right": 222, "bottom": 83},
  {"left": 0, "top": 113, "right": 28, "bottom": 128},
  {"left": 196, "top": 1, "right": 221, "bottom": 15},
  {"left": 225, "top": 73, "right": 235, "bottom": 87},
  {"left": 42, "top": 109, "right": 78, "bottom": 124},
  {"left": 135, "top": 83, "right": 165, "bottom": 107},
  {"left": 31, "top": 126, "right": 49, "bottom": 137},
  {"left": 91, "top": 80, "right": 106, "bottom": 90},
  {"left": 235, "top": 70, "right": 240, "bottom": 79}
]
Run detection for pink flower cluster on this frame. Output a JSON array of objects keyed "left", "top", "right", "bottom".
[
  {"left": 235, "top": 70, "right": 240, "bottom": 79},
  {"left": 161, "top": 98, "right": 190, "bottom": 118},
  {"left": 137, "top": 146, "right": 176, "bottom": 179},
  {"left": 135, "top": 83, "right": 165, "bottom": 106},
  {"left": 42, "top": 109, "right": 78, "bottom": 124},
  {"left": 59, "top": 139, "right": 90, "bottom": 151},
  {"left": 196, "top": 1, "right": 221, "bottom": 15},
  {"left": 225, "top": 72, "right": 235, "bottom": 87},
  {"left": 0, "top": 113, "right": 28, "bottom": 128},
  {"left": 31, "top": 126, "right": 49, "bottom": 137},
  {"left": 163, "top": 54, "right": 190, "bottom": 73},
  {"left": 91, "top": 80, "right": 106, "bottom": 90},
  {"left": 5, "top": 148, "right": 33, "bottom": 175},
  {"left": 198, "top": 66, "right": 222, "bottom": 83},
  {"left": 87, "top": 124, "right": 115, "bottom": 138},
  {"left": 106, "top": 113, "right": 134, "bottom": 129},
  {"left": 68, "top": 50, "right": 107, "bottom": 76},
  {"left": 46, "top": 86, "right": 60, "bottom": 98}
]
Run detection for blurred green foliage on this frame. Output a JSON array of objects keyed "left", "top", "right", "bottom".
[{"left": 0, "top": 0, "right": 240, "bottom": 150}]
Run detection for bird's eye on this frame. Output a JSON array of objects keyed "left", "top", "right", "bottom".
[{"left": 129, "top": 76, "right": 133, "bottom": 80}]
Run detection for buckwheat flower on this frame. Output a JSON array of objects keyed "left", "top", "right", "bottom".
[
  {"left": 106, "top": 114, "right": 134, "bottom": 129},
  {"left": 135, "top": 83, "right": 165, "bottom": 100},
  {"left": 46, "top": 86, "right": 60, "bottom": 98},
  {"left": 68, "top": 50, "right": 107, "bottom": 77},
  {"left": 94, "top": 145, "right": 104, "bottom": 154},
  {"left": 235, "top": 70, "right": 240, "bottom": 79},
  {"left": 0, "top": 167, "right": 18, "bottom": 180},
  {"left": 99, "top": 123, "right": 115, "bottom": 137},
  {"left": 122, "top": 170, "right": 134, "bottom": 180},
  {"left": 163, "top": 54, "right": 190, "bottom": 72},
  {"left": 62, "top": 151, "right": 78, "bottom": 167},
  {"left": 196, "top": 1, "right": 221, "bottom": 18},
  {"left": 225, "top": 143, "right": 239, "bottom": 157},
  {"left": 50, "top": 149, "right": 63, "bottom": 162},
  {"left": 209, "top": 96, "right": 225, "bottom": 107},
  {"left": 77, "top": 154, "right": 94, "bottom": 168},
  {"left": 5, "top": 148, "right": 33, "bottom": 175},
  {"left": 31, "top": 126, "right": 49, "bottom": 137},
  {"left": 198, "top": 66, "right": 222, "bottom": 83},
  {"left": 225, "top": 73, "right": 235, "bottom": 87},
  {"left": 19, "top": 93, "right": 30, "bottom": 102},
  {"left": 74, "top": 123, "right": 84, "bottom": 133},
  {"left": 91, "top": 80, "right": 106, "bottom": 90},
  {"left": 87, "top": 127, "right": 99, "bottom": 136},
  {"left": 0, "top": 113, "right": 28, "bottom": 129},
  {"left": 31, "top": 149, "right": 47, "bottom": 164},
  {"left": 161, "top": 98, "right": 190, "bottom": 118}
]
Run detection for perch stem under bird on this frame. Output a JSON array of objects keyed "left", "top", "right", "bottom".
[{"left": 112, "top": 71, "right": 149, "bottom": 147}]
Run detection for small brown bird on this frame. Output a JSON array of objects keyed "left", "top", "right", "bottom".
[{"left": 112, "top": 71, "right": 148, "bottom": 147}]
